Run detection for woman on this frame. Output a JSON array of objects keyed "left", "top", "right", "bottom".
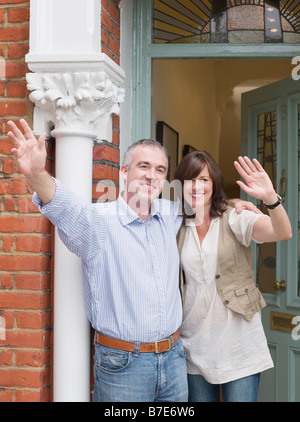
[{"left": 174, "top": 151, "right": 292, "bottom": 402}]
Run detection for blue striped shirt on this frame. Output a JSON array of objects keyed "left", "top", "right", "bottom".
[{"left": 33, "top": 179, "right": 183, "bottom": 342}]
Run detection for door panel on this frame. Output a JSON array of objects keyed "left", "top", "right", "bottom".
[{"left": 241, "top": 77, "right": 300, "bottom": 402}]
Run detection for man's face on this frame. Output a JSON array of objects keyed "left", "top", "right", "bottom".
[{"left": 121, "top": 145, "right": 168, "bottom": 206}]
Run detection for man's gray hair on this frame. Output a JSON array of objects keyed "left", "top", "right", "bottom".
[{"left": 122, "top": 139, "right": 169, "bottom": 170}]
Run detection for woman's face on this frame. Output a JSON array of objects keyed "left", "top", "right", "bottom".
[{"left": 183, "top": 165, "right": 214, "bottom": 212}]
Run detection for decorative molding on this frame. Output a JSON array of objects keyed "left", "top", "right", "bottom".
[{"left": 26, "top": 71, "right": 125, "bottom": 141}]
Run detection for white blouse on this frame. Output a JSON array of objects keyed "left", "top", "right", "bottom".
[{"left": 179, "top": 209, "right": 274, "bottom": 384}]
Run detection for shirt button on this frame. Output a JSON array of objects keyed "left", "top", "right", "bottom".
[
  {"left": 225, "top": 300, "right": 229, "bottom": 305},
  {"left": 245, "top": 288, "right": 249, "bottom": 293},
  {"left": 216, "top": 274, "right": 220, "bottom": 279}
]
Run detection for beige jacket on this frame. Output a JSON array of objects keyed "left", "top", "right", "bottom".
[{"left": 177, "top": 206, "right": 266, "bottom": 321}]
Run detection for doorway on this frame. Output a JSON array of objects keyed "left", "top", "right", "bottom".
[{"left": 151, "top": 58, "right": 299, "bottom": 401}]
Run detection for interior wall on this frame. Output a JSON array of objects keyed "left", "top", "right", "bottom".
[{"left": 152, "top": 59, "right": 292, "bottom": 197}]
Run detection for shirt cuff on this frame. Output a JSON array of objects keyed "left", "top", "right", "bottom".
[{"left": 32, "top": 178, "right": 68, "bottom": 219}]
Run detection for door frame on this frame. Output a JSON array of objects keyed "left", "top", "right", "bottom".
[{"left": 132, "top": 1, "right": 300, "bottom": 142}]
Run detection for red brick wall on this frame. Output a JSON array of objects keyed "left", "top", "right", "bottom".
[
  {"left": 0, "top": 0, "right": 121, "bottom": 402},
  {"left": 93, "top": 0, "right": 121, "bottom": 203}
]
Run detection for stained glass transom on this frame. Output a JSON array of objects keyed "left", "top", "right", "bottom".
[{"left": 153, "top": 0, "right": 300, "bottom": 44}]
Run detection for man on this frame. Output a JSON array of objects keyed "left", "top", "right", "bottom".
[{"left": 7, "top": 119, "right": 187, "bottom": 402}]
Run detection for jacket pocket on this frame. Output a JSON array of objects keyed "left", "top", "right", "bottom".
[
  {"left": 218, "top": 281, "right": 266, "bottom": 321},
  {"left": 233, "top": 282, "right": 265, "bottom": 320}
]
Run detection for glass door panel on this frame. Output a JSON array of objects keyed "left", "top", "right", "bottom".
[{"left": 256, "top": 111, "right": 277, "bottom": 295}]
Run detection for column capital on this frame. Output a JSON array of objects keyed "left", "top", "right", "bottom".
[{"left": 26, "top": 69, "right": 125, "bottom": 141}]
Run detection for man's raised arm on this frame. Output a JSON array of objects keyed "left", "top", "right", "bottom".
[{"left": 7, "top": 119, "right": 56, "bottom": 204}]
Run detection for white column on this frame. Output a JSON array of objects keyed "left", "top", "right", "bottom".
[
  {"left": 26, "top": 0, "right": 125, "bottom": 402},
  {"left": 51, "top": 131, "right": 94, "bottom": 402}
]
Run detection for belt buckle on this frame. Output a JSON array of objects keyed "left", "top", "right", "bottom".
[{"left": 154, "top": 337, "right": 171, "bottom": 354}]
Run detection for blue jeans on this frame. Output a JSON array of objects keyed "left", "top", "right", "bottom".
[
  {"left": 93, "top": 338, "right": 188, "bottom": 402},
  {"left": 188, "top": 373, "right": 260, "bottom": 402}
]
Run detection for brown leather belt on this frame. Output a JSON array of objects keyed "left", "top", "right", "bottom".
[{"left": 96, "top": 329, "right": 180, "bottom": 354}]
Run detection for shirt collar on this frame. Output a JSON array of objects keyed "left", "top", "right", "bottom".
[{"left": 117, "top": 194, "right": 162, "bottom": 226}]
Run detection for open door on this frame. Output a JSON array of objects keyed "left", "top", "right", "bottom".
[{"left": 241, "top": 77, "right": 300, "bottom": 401}]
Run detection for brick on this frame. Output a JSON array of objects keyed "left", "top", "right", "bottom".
[
  {"left": 7, "top": 6, "right": 29, "bottom": 23},
  {"left": 0, "top": 82, "right": 4, "bottom": 96},
  {"left": 6, "top": 81, "right": 27, "bottom": 98},
  {"left": 0, "top": 26, "right": 29, "bottom": 42},
  {"left": 112, "top": 22, "right": 120, "bottom": 40},
  {"left": 15, "top": 236, "right": 51, "bottom": 253},
  {"left": 92, "top": 163, "right": 114, "bottom": 180},
  {"left": 2, "top": 236, "right": 15, "bottom": 252},
  {"left": 0, "top": 291, "right": 51, "bottom": 311},
  {"left": 5, "top": 62, "right": 29, "bottom": 79},
  {"left": 108, "top": 2, "right": 120, "bottom": 23},
  {"left": 0, "top": 368, "right": 42, "bottom": 388},
  {"left": 101, "top": 8, "right": 112, "bottom": 31},
  {"left": 0, "top": 350, "right": 13, "bottom": 365},
  {"left": 0, "top": 330, "right": 50, "bottom": 349},
  {"left": 0, "top": 139, "right": 14, "bottom": 155},
  {"left": 17, "top": 312, "right": 51, "bottom": 330},
  {"left": 15, "top": 386, "right": 51, "bottom": 403},
  {"left": 4, "top": 197, "right": 16, "bottom": 212},
  {"left": 112, "top": 129, "right": 119, "bottom": 146},
  {"left": 3, "top": 157, "right": 15, "bottom": 174},
  {"left": 0, "top": 215, "right": 48, "bottom": 233},
  {"left": 17, "top": 197, "right": 39, "bottom": 213},
  {"left": 15, "top": 274, "right": 51, "bottom": 291},
  {"left": 0, "top": 311, "right": 14, "bottom": 328},
  {"left": 109, "top": 36, "right": 120, "bottom": 57},
  {"left": 0, "top": 9, "right": 5, "bottom": 24},
  {"left": 1, "top": 274, "right": 14, "bottom": 289},
  {"left": 0, "top": 100, "right": 28, "bottom": 117},
  {"left": 15, "top": 390, "right": 40, "bottom": 402},
  {"left": 0, "top": 255, "right": 51, "bottom": 272},
  {"left": 0, "top": 178, "right": 29, "bottom": 195},
  {"left": 112, "top": 167, "right": 119, "bottom": 184},
  {"left": 0, "top": 389, "right": 13, "bottom": 402},
  {"left": 93, "top": 145, "right": 119, "bottom": 163},
  {"left": 16, "top": 349, "right": 50, "bottom": 367},
  {"left": 101, "top": 27, "right": 109, "bottom": 48},
  {"left": 7, "top": 43, "right": 29, "bottom": 60},
  {"left": 112, "top": 114, "right": 119, "bottom": 127}
]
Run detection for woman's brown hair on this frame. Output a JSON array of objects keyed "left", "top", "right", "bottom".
[{"left": 174, "top": 150, "right": 227, "bottom": 219}]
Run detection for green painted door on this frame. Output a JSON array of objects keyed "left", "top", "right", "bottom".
[{"left": 241, "top": 77, "right": 300, "bottom": 402}]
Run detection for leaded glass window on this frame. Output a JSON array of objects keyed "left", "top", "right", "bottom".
[
  {"left": 153, "top": 0, "right": 300, "bottom": 44},
  {"left": 256, "top": 111, "right": 277, "bottom": 294}
]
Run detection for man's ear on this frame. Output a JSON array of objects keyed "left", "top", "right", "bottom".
[{"left": 120, "top": 164, "right": 128, "bottom": 182}]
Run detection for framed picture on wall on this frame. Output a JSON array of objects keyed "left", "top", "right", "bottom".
[
  {"left": 156, "top": 121, "right": 179, "bottom": 182},
  {"left": 182, "top": 144, "right": 196, "bottom": 157}
]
